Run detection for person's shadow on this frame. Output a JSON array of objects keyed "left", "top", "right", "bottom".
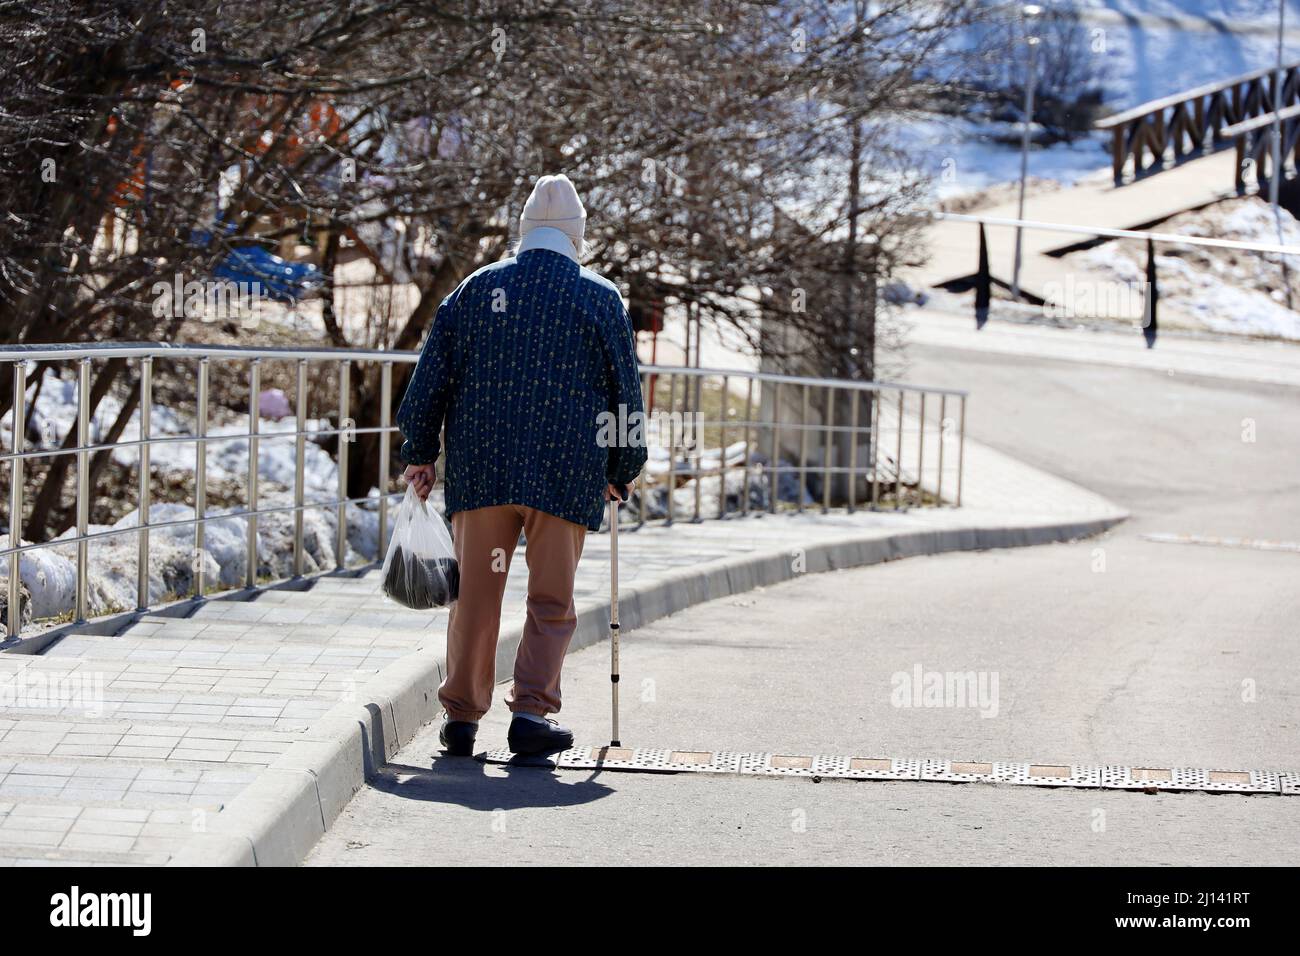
[{"left": 372, "top": 755, "right": 615, "bottom": 811}]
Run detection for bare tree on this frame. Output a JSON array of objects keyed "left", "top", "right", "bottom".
[{"left": 2, "top": 0, "right": 979, "bottom": 534}]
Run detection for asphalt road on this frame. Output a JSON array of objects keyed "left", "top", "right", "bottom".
[{"left": 307, "top": 336, "right": 1300, "bottom": 866}]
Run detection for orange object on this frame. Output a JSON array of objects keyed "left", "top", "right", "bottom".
[{"left": 103, "top": 115, "right": 148, "bottom": 208}]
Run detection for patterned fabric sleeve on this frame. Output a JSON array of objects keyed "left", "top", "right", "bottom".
[
  {"left": 602, "top": 289, "right": 649, "bottom": 489},
  {"left": 396, "top": 287, "right": 460, "bottom": 466}
]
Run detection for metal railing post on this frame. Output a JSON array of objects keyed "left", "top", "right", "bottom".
[
  {"left": 936, "top": 394, "right": 947, "bottom": 506},
  {"left": 692, "top": 373, "right": 702, "bottom": 522},
  {"left": 7, "top": 361, "right": 25, "bottom": 638},
  {"left": 741, "top": 377, "right": 753, "bottom": 516},
  {"left": 691, "top": 366, "right": 702, "bottom": 522},
  {"left": 822, "top": 386, "right": 834, "bottom": 513},
  {"left": 916, "top": 392, "right": 926, "bottom": 509},
  {"left": 336, "top": 359, "right": 350, "bottom": 569},
  {"left": 870, "top": 391, "right": 880, "bottom": 509},
  {"left": 194, "top": 357, "right": 209, "bottom": 598},
  {"left": 956, "top": 394, "right": 967, "bottom": 508},
  {"left": 797, "top": 384, "right": 809, "bottom": 513},
  {"left": 769, "top": 381, "right": 781, "bottom": 514},
  {"left": 638, "top": 370, "right": 650, "bottom": 526},
  {"left": 293, "top": 359, "right": 307, "bottom": 576},
  {"left": 246, "top": 360, "right": 260, "bottom": 589},
  {"left": 378, "top": 361, "right": 392, "bottom": 552},
  {"left": 75, "top": 357, "right": 91, "bottom": 622},
  {"left": 137, "top": 357, "right": 152, "bottom": 610},
  {"left": 718, "top": 374, "right": 728, "bottom": 519},
  {"left": 847, "top": 390, "right": 859, "bottom": 513},
  {"left": 665, "top": 373, "right": 677, "bottom": 524},
  {"left": 894, "top": 390, "right": 904, "bottom": 511}
]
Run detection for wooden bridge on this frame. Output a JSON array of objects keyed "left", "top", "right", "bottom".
[{"left": 1097, "top": 61, "right": 1300, "bottom": 187}]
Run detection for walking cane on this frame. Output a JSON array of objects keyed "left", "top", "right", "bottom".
[{"left": 609, "top": 495, "right": 621, "bottom": 747}]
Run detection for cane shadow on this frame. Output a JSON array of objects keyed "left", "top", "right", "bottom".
[{"left": 373, "top": 757, "right": 615, "bottom": 811}]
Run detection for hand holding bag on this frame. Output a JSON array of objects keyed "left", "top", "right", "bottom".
[{"left": 381, "top": 485, "right": 459, "bottom": 609}]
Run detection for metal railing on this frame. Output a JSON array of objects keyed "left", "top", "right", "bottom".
[
  {"left": 635, "top": 364, "right": 967, "bottom": 525},
  {"left": 0, "top": 343, "right": 967, "bottom": 641}
]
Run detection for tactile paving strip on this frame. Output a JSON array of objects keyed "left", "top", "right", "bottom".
[
  {"left": 1100, "top": 765, "right": 1281, "bottom": 793},
  {"left": 477, "top": 747, "right": 1296, "bottom": 796}
]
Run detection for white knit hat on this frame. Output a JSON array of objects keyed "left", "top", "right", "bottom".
[{"left": 519, "top": 173, "right": 586, "bottom": 256}]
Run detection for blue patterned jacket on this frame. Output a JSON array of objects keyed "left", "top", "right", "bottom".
[{"left": 396, "top": 227, "right": 648, "bottom": 531}]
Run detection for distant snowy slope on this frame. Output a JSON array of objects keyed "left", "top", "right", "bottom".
[
  {"left": 906, "top": 2, "right": 1300, "bottom": 195},
  {"left": 1077, "top": 0, "right": 1300, "bottom": 107}
]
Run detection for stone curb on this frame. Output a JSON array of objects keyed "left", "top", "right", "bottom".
[{"left": 167, "top": 507, "right": 1126, "bottom": 866}]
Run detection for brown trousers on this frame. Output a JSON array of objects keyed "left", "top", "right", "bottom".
[{"left": 439, "top": 504, "right": 587, "bottom": 722}]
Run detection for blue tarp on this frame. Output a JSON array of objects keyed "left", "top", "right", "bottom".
[
  {"left": 192, "top": 223, "right": 321, "bottom": 303},
  {"left": 212, "top": 245, "right": 321, "bottom": 304}
]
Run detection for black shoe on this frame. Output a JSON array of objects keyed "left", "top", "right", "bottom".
[
  {"left": 439, "top": 719, "right": 477, "bottom": 756},
  {"left": 507, "top": 715, "right": 574, "bottom": 755}
]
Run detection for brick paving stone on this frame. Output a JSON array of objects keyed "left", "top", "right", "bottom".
[
  {"left": 52, "top": 746, "right": 117, "bottom": 758},
  {"left": 82, "top": 807, "right": 151, "bottom": 822},
  {"left": 0, "top": 829, "right": 64, "bottom": 847},
  {"left": 62, "top": 833, "right": 136, "bottom": 852}
]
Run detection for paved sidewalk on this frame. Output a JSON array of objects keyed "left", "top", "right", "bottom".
[{"left": 0, "top": 431, "right": 1124, "bottom": 865}]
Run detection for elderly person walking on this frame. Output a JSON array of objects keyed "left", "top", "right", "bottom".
[{"left": 396, "top": 174, "right": 647, "bottom": 757}]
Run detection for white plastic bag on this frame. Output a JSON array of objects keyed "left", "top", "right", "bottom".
[{"left": 381, "top": 486, "right": 459, "bottom": 609}]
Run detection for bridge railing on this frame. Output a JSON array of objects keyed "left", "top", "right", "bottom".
[
  {"left": 1222, "top": 103, "right": 1300, "bottom": 192},
  {"left": 0, "top": 343, "right": 966, "bottom": 642},
  {"left": 1097, "top": 62, "right": 1300, "bottom": 185}
]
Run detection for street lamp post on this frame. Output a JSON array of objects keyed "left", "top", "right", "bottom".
[
  {"left": 1011, "top": 4, "right": 1042, "bottom": 303},
  {"left": 1270, "top": 0, "right": 1293, "bottom": 308}
]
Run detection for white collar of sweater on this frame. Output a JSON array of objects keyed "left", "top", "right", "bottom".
[{"left": 517, "top": 226, "right": 580, "bottom": 262}]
